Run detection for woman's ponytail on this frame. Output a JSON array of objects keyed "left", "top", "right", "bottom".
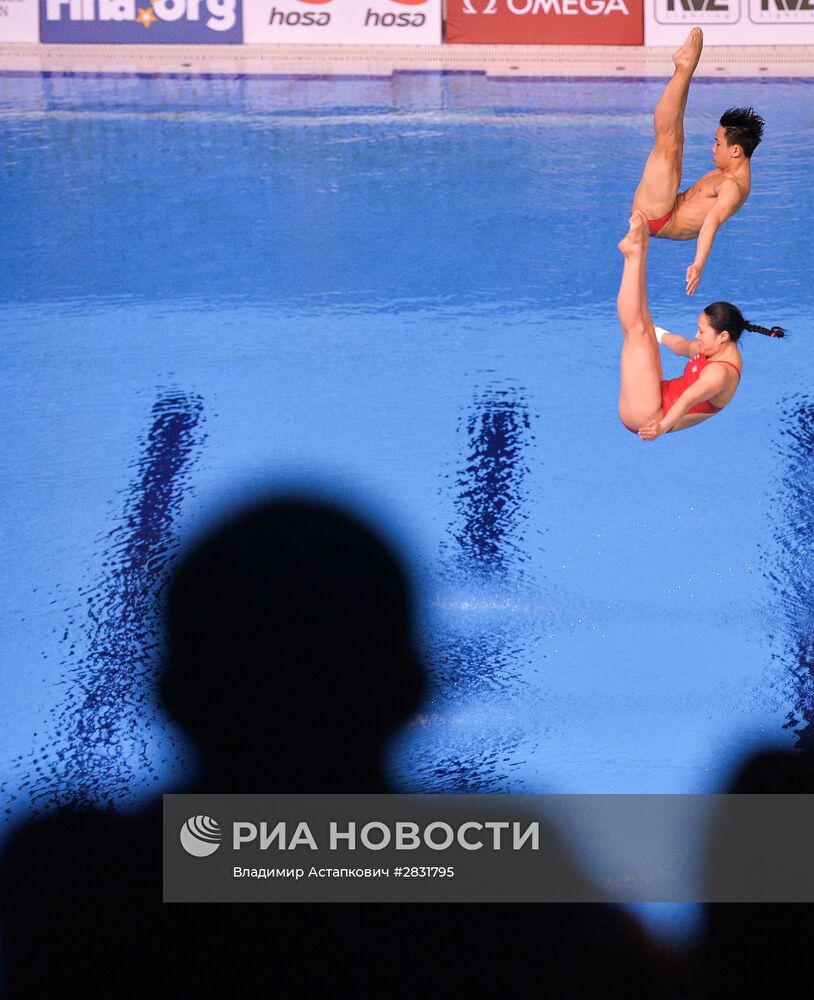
[{"left": 744, "top": 321, "right": 786, "bottom": 339}]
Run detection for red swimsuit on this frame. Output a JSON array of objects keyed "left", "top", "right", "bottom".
[
  {"left": 622, "top": 355, "right": 741, "bottom": 434},
  {"left": 661, "top": 355, "right": 741, "bottom": 416}
]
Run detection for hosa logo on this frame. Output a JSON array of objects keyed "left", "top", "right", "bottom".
[
  {"left": 464, "top": 0, "right": 630, "bottom": 13},
  {"left": 749, "top": 0, "right": 814, "bottom": 20},
  {"left": 365, "top": 0, "right": 430, "bottom": 28},
  {"left": 40, "top": 0, "right": 242, "bottom": 42},
  {"left": 268, "top": 0, "right": 430, "bottom": 29},
  {"left": 654, "top": 0, "right": 740, "bottom": 24},
  {"left": 269, "top": 0, "right": 333, "bottom": 29}
]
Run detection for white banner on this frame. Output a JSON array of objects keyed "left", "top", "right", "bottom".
[
  {"left": 0, "top": 0, "right": 39, "bottom": 42},
  {"left": 645, "top": 0, "right": 814, "bottom": 45},
  {"left": 243, "top": 0, "right": 442, "bottom": 45}
]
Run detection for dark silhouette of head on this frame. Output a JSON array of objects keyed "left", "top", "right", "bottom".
[
  {"left": 719, "top": 107, "right": 764, "bottom": 158},
  {"left": 160, "top": 496, "right": 425, "bottom": 792}
]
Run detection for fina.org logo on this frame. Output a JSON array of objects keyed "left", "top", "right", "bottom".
[
  {"left": 180, "top": 815, "right": 222, "bottom": 857},
  {"left": 654, "top": 0, "right": 740, "bottom": 23},
  {"left": 44, "top": 0, "right": 238, "bottom": 32}
]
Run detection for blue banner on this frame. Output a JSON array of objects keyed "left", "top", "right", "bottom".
[{"left": 40, "top": 0, "right": 243, "bottom": 44}]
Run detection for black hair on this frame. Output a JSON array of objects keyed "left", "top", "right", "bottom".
[
  {"left": 704, "top": 301, "right": 785, "bottom": 342},
  {"left": 719, "top": 107, "right": 765, "bottom": 158}
]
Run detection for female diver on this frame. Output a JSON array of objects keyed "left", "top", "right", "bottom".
[{"left": 617, "top": 210, "right": 783, "bottom": 441}]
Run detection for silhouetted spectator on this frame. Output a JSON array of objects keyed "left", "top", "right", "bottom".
[
  {"left": 1, "top": 497, "right": 669, "bottom": 998},
  {"left": 701, "top": 748, "right": 814, "bottom": 999}
]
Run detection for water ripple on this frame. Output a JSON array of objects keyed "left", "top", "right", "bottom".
[
  {"left": 768, "top": 396, "right": 814, "bottom": 749},
  {"left": 441, "top": 382, "right": 533, "bottom": 584},
  {"left": 5, "top": 390, "right": 205, "bottom": 813}
]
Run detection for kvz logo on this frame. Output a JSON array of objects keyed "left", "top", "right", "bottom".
[
  {"left": 749, "top": 0, "right": 814, "bottom": 21},
  {"left": 40, "top": 0, "right": 243, "bottom": 43},
  {"left": 654, "top": 0, "right": 739, "bottom": 24}
]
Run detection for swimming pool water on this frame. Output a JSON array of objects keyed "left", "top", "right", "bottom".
[{"left": 2, "top": 72, "right": 813, "bottom": 834}]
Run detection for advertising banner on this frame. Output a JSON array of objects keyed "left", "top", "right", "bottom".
[
  {"left": 39, "top": 0, "right": 244, "bottom": 44},
  {"left": 0, "top": 0, "right": 39, "bottom": 41},
  {"left": 645, "top": 0, "right": 814, "bottom": 45},
  {"left": 445, "top": 0, "right": 644, "bottom": 45},
  {"left": 243, "top": 0, "right": 442, "bottom": 45}
]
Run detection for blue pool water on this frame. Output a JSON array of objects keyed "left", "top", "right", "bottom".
[{"left": 2, "top": 72, "right": 813, "bottom": 929}]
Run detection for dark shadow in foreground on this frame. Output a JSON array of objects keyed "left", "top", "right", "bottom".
[
  {"left": 701, "top": 748, "right": 814, "bottom": 1000},
  {"left": 1, "top": 497, "right": 671, "bottom": 998}
]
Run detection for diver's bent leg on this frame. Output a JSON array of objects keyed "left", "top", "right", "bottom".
[
  {"left": 616, "top": 214, "right": 653, "bottom": 334},
  {"left": 638, "top": 240, "right": 654, "bottom": 332},
  {"left": 617, "top": 216, "right": 662, "bottom": 428},
  {"left": 632, "top": 28, "right": 703, "bottom": 221}
]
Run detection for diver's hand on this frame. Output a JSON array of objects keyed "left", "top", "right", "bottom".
[
  {"left": 638, "top": 420, "right": 664, "bottom": 442},
  {"left": 685, "top": 264, "right": 701, "bottom": 296}
]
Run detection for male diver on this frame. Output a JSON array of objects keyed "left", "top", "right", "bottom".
[{"left": 631, "top": 28, "right": 764, "bottom": 296}]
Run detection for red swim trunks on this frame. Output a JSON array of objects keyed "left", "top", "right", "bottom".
[{"left": 648, "top": 210, "right": 673, "bottom": 237}]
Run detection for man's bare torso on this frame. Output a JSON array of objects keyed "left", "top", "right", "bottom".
[{"left": 658, "top": 167, "right": 751, "bottom": 241}]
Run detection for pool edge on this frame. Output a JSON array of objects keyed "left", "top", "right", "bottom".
[{"left": 2, "top": 42, "right": 814, "bottom": 79}]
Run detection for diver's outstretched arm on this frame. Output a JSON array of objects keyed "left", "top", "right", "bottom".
[{"left": 655, "top": 327, "right": 697, "bottom": 357}]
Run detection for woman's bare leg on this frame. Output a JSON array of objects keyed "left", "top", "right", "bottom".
[
  {"left": 632, "top": 28, "right": 703, "bottom": 222},
  {"left": 639, "top": 236, "right": 654, "bottom": 332},
  {"left": 618, "top": 211, "right": 663, "bottom": 430}
]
